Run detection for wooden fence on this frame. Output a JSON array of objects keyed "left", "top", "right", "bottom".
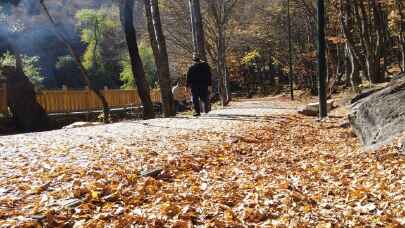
[
  {"left": 0, "top": 83, "right": 7, "bottom": 114},
  {"left": 0, "top": 86, "right": 162, "bottom": 114},
  {"left": 36, "top": 88, "right": 162, "bottom": 113}
]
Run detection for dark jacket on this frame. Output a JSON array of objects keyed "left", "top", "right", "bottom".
[{"left": 186, "top": 61, "right": 212, "bottom": 88}]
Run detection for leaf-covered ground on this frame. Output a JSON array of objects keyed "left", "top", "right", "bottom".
[{"left": 0, "top": 97, "right": 404, "bottom": 227}]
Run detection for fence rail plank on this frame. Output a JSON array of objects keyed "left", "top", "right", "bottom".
[
  {"left": 0, "top": 86, "right": 166, "bottom": 115},
  {"left": 37, "top": 88, "right": 162, "bottom": 113}
]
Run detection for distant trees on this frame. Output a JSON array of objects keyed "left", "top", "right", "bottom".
[
  {"left": 40, "top": 0, "right": 111, "bottom": 122},
  {"left": 120, "top": 42, "right": 158, "bottom": 89},
  {"left": 75, "top": 8, "right": 124, "bottom": 89},
  {"left": 206, "top": 0, "right": 239, "bottom": 105},
  {"left": 55, "top": 55, "right": 85, "bottom": 88},
  {"left": 158, "top": 0, "right": 405, "bottom": 98},
  {"left": 338, "top": 0, "right": 387, "bottom": 84},
  {"left": 0, "top": 53, "right": 44, "bottom": 91},
  {"left": 2, "top": 0, "right": 404, "bottom": 130}
]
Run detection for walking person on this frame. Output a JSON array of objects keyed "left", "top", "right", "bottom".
[{"left": 186, "top": 54, "right": 212, "bottom": 116}]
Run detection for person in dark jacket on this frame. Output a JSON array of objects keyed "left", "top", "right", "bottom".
[{"left": 186, "top": 54, "right": 212, "bottom": 116}]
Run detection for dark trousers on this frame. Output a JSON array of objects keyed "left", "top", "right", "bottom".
[
  {"left": 191, "top": 87, "right": 210, "bottom": 114},
  {"left": 174, "top": 100, "right": 186, "bottom": 112}
]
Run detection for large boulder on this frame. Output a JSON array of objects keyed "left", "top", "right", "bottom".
[{"left": 349, "top": 74, "right": 405, "bottom": 149}]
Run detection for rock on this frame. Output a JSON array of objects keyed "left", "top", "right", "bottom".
[
  {"left": 339, "top": 120, "right": 351, "bottom": 129},
  {"left": 351, "top": 88, "right": 383, "bottom": 104},
  {"left": 398, "top": 136, "right": 405, "bottom": 155},
  {"left": 63, "top": 122, "right": 103, "bottom": 129},
  {"left": 349, "top": 76, "right": 405, "bottom": 149},
  {"left": 298, "top": 100, "right": 335, "bottom": 116},
  {"left": 141, "top": 168, "right": 163, "bottom": 178},
  {"left": 350, "top": 82, "right": 393, "bottom": 104}
]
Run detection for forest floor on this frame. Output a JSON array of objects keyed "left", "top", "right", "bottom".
[{"left": 0, "top": 94, "right": 404, "bottom": 227}]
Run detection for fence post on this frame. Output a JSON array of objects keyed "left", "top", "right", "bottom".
[
  {"left": 62, "top": 85, "right": 68, "bottom": 113},
  {"left": 85, "top": 86, "right": 90, "bottom": 120}
]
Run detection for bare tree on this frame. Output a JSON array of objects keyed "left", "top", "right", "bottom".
[
  {"left": 144, "top": 0, "right": 175, "bottom": 117},
  {"left": 119, "top": 0, "right": 155, "bottom": 119},
  {"left": 396, "top": 0, "right": 405, "bottom": 72},
  {"left": 207, "top": 0, "right": 238, "bottom": 106},
  {"left": 189, "top": 0, "right": 207, "bottom": 61}
]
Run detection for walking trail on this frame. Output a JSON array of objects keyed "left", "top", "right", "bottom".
[{"left": 0, "top": 96, "right": 403, "bottom": 227}]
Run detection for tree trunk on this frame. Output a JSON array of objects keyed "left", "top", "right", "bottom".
[
  {"left": 189, "top": 0, "right": 207, "bottom": 61},
  {"left": 401, "top": 34, "right": 405, "bottom": 73},
  {"left": 396, "top": 0, "right": 405, "bottom": 72},
  {"left": 40, "top": 0, "right": 110, "bottom": 122},
  {"left": 217, "top": 18, "right": 227, "bottom": 106},
  {"left": 371, "top": 0, "right": 386, "bottom": 83},
  {"left": 353, "top": 0, "right": 386, "bottom": 84},
  {"left": 348, "top": 46, "right": 361, "bottom": 92},
  {"left": 92, "top": 18, "right": 99, "bottom": 77},
  {"left": 2, "top": 50, "right": 50, "bottom": 132},
  {"left": 146, "top": 0, "right": 176, "bottom": 117},
  {"left": 344, "top": 43, "right": 351, "bottom": 87},
  {"left": 120, "top": 0, "right": 155, "bottom": 119},
  {"left": 209, "top": 0, "right": 231, "bottom": 106}
]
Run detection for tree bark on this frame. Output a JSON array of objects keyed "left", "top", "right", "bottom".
[
  {"left": 396, "top": 0, "right": 405, "bottom": 72},
  {"left": 353, "top": 0, "right": 386, "bottom": 83},
  {"left": 339, "top": 0, "right": 362, "bottom": 92},
  {"left": 348, "top": 45, "right": 361, "bottom": 92},
  {"left": 189, "top": 0, "right": 207, "bottom": 61},
  {"left": 146, "top": 0, "right": 176, "bottom": 117},
  {"left": 208, "top": 0, "right": 236, "bottom": 106},
  {"left": 120, "top": 0, "right": 155, "bottom": 119}
]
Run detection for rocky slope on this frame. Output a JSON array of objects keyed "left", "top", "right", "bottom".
[{"left": 349, "top": 74, "right": 405, "bottom": 151}]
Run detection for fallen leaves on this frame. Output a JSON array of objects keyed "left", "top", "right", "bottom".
[{"left": 0, "top": 114, "right": 404, "bottom": 226}]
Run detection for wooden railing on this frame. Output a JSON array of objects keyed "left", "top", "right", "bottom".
[
  {"left": 36, "top": 87, "right": 162, "bottom": 113},
  {"left": 0, "top": 83, "right": 7, "bottom": 114},
  {"left": 0, "top": 86, "right": 164, "bottom": 114}
]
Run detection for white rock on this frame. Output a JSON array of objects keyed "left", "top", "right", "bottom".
[{"left": 63, "top": 122, "right": 103, "bottom": 129}]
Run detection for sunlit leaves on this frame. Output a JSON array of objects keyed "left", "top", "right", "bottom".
[{"left": 0, "top": 112, "right": 403, "bottom": 226}]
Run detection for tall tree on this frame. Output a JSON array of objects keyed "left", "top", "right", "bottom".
[
  {"left": 395, "top": 0, "right": 405, "bottom": 72},
  {"left": 287, "top": 0, "right": 294, "bottom": 100},
  {"left": 207, "top": 0, "right": 238, "bottom": 106},
  {"left": 144, "top": 0, "right": 175, "bottom": 117},
  {"left": 189, "top": 0, "right": 206, "bottom": 61},
  {"left": 318, "top": 0, "right": 327, "bottom": 118},
  {"left": 339, "top": 0, "right": 362, "bottom": 91},
  {"left": 119, "top": 0, "right": 155, "bottom": 119}
]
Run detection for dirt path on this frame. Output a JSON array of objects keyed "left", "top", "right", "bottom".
[
  {"left": 0, "top": 96, "right": 403, "bottom": 227},
  {"left": 0, "top": 96, "right": 303, "bottom": 160}
]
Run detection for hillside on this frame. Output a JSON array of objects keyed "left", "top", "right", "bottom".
[{"left": 0, "top": 0, "right": 146, "bottom": 88}]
